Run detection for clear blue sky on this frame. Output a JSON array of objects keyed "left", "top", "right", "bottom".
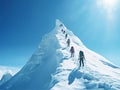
[{"left": 0, "top": 0, "right": 120, "bottom": 67}]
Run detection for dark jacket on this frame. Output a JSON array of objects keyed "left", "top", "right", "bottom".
[{"left": 79, "top": 51, "right": 85, "bottom": 59}]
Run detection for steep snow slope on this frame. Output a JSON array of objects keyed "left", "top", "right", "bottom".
[
  {"left": 0, "top": 19, "right": 120, "bottom": 90},
  {"left": 0, "top": 20, "right": 63, "bottom": 90},
  {"left": 50, "top": 20, "right": 120, "bottom": 90}
]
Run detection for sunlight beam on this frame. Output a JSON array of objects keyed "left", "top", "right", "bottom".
[{"left": 97, "top": 0, "right": 118, "bottom": 20}]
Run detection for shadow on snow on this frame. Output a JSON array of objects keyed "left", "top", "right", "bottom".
[{"left": 68, "top": 66, "right": 83, "bottom": 85}]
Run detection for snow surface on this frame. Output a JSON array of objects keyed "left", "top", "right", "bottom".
[{"left": 0, "top": 19, "right": 120, "bottom": 90}]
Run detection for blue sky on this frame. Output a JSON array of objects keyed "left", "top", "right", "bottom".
[{"left": 0, "top": 0, "right": 120, "bottom": 67}]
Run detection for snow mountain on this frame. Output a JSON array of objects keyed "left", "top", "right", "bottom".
[
  {"left": 0, "top": 73, "right": 12, "bottom": 86},
  {"left": 0, "top": 19, "right": 120, "bottom": 90},
  {"left": 0, "top": 66, "right": 20, "bottom": 80}
]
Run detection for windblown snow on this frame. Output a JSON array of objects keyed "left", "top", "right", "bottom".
[{"left": 0, "top": 19, "right": 120, "bottom": 90}]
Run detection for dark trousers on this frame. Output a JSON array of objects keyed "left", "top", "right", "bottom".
[
  {"left": 79, "top": 58, "right": 84, "bottom": 67},
  {"left": 71, "top": 53, "right": 74, "bottom": 57},
  {"left": 67, "top": 43, "right": 70, "bottom": 47}
]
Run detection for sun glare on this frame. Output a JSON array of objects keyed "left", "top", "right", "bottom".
[
  {"left": 103, "top": 0, "right": 117, "bottom": 12},
  {"left": 97, "top": 0, "right": 118, "bottom": 20},
  {"left": 98, "top": 0, "right": 117, "bottom": 12},
  {"left": 104, "top": 0, "right": 116, "bottom": 7}
]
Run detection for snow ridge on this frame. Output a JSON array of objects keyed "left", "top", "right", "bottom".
[{"left": 49, "top": 20, "right": 120, "bottom": 90}]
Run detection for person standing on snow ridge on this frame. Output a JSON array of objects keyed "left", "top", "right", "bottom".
[
  {"left": 65, "top": 34, "right": 67, "bottom": 38},
  {"left": 78, "top": 50, "right": 85, "bottom": 67},
  {"left": 60, "top": 24, "right": 63, "bottom": 27},
  {"left": 70, "top": 46, "right": 75, "bottom": 57},
  {"left": 67, "top": 38, "right": 70, "bottom": 47},
  {"left": 61, "top": 29, "right": 63, "bottom": 32},
  {"left": 63, "top": 30, "right": 65, "bottom": 34}
]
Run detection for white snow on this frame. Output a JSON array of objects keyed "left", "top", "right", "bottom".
[
  {"left": 50, "top": 19, "right": 120, "bottom": 90},
  {"left": 0, "top": 19, "right": 120, "bottom": 90}
]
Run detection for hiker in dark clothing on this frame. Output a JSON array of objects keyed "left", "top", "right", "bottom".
[
  {"left": 63, "top": 30, "right": 65, "bottom": 34},
  {"left": 61, "top": 29, "right": 63, "bottom": 32},
  {"left": 60, "top": 24, "right": 63, "bottom": 27},
  {"left": 67, "top": 39, "right": 70, "bottom": 47},
  {"left": 78, "top": 50, "right": 85, "bottom": 67},
  {"left": 65, "top": 34, "right": 67, "bottom": 39},
  {"left": 70, "top": 46, "right": 75, "bottom": 57}
]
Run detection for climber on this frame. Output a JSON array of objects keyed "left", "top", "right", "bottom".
[
  {"left": 61, "top": 29, "right": 63, "bottom": 32},
  {"left": 65, "top": 34, "right": 68, "bottom": 39},
  {"left": 78, "top": 50, "right": 85, "bottom": 67},
  {"left": 67, "top": 38, "right": 70, "bottom": 47},
  {"left": 60, "top": 24, "right": 63, "bottom": 27},
  {"left": 63, "top": 30, "right": 65, "bottom": 34},
  {"left": 70, "top": 46, "right": 75, "bottom": 57}
]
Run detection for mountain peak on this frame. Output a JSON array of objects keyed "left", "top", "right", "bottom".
[
  {"left": 0, "top": 19, "right": 120, "bottom": 90},
  {"left": 56, "top": 19, "right": 63, "bottom": 26}
]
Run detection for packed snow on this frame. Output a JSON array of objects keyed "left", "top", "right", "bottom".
[{"left": 0, "top": 19, "right": 120, "bottom": 90}]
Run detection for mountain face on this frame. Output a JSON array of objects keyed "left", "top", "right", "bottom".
[{"left": 0, "top": 19, "right": 120, "bottom": 90}]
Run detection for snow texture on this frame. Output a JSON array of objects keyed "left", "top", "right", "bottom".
[{"left": 0, "top": 19, "right": 120, "bottom": 90}]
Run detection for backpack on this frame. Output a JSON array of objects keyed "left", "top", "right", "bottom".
[{"left": 79, "top": 51, "right": 84, "bottom": 59}]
